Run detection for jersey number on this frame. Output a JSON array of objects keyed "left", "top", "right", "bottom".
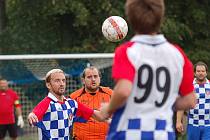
[{"left": 134, "top": 64, "right": 171, "bottom": 107}]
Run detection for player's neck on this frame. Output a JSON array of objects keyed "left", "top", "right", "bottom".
[
  {"left": 52, "top": 92, "right": 64, "bottom": 102},
  {"left": 196, "top": 78, "right": 207, "bottom": 84},
  {"left": 85, "top": 87, "right": 99, "bottom": 94}
]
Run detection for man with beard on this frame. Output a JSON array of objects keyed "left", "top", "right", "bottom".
[
  {"left": 69, "top": 66, "right": 113, "bottom": 140},
  {"left": 27, "top": 69, "right": 107, "bottom": 140},
  {"left": 176, "top": 61, "right": 210, "bottom": 140}
]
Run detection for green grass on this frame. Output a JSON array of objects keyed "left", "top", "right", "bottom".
[
  {"left": 177, "top": 133, "right": 187, "bottom": 140},
  {"left": 5, "top": 135, "right": 37, "bottom": 140}
]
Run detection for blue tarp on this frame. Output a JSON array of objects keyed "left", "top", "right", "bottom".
[{"left": 0, "top": 59, "right": 88, "bottom": 84}]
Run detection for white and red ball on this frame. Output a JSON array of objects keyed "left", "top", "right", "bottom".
[{"left": 102, "top": 16, "right": 128, "bottom": 42}]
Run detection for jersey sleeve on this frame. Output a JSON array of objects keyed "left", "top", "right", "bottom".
[
  {"left": 10, "top": 89, "right": 21, "bottom": 108},
  {"left": 174, "top": 45, "right": 194, "bottom": 96},
  {"left": 32, "top": 97, "right": 51, "bottom": 121},
  {"left": 76, "top": 102, "right": 93, "bottom": 120},
  {"left": 112, "top": 42, "right": 135, "bottom": 82}
]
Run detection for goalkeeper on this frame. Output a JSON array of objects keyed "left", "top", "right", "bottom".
[{"left": 70, "top": 66, "right": 113, "bottom": 140}]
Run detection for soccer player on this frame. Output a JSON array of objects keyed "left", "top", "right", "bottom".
[
  {"left": 176, "top": 61, "right": 210, "bottom": 140},
  {"left": 100, "top": 0, "right": 197, "bottom": 139},
  {"left": 27, "top": 69, "right": 106, "bottom": 140},
  {"left": 70, "top": 66, "right": 113, "bottom": 140},
  {"left": 0, "top": 78, "right": 24, "bottom": 140}
]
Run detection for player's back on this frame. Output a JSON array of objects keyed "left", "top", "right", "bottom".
[{"left": 108, "top": 34, "right": 190, "bottom": 140}]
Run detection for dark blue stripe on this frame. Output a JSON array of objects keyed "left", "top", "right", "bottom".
[{"left": 107, "top": 105, "right": 126, "bottom": 139}]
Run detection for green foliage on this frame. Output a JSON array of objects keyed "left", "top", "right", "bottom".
[
  {"left": 164, "top": 0, "right": 210, "bottom": 67},
  {"left": 0, "top": 0, "right": 126, "bottom": 54}
]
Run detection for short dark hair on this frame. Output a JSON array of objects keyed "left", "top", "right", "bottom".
[
  {"left": 194, "top": 61, "right": 208, "bottom": 72},
  {"left": 81, "top": 66, "right": 101, "bottom": 78},
  {"left": 125, "top": 0, "right": 165, "bottom": 34}
]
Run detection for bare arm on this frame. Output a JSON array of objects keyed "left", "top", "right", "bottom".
[
  {"left": 91, "top": 110, "right": 109, "bottom": 122},
  {"left": 16, "top": 107, "right": 24, "bottom": 128},
  {"left": 106, "top": 79, "right": 132, "bottom": 115},
  {"left": 16, "top": 107, "right": 22, "bottom": 117},
  {"left": 92, "top": 79, "right": 132, "bottom": 121},
  {"left": 176, "top": 111, "right": 185, "bottom": 133},
  {"left": 174, "top": 91, "right": 196, "bottom": 110}
]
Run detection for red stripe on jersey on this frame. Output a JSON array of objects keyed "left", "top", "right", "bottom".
[
  {"left": 172, "top": 44, "right": 194, "bottom": 96},
  {"left": 76, "top": 101, "right": 93, "bottom": 120},
  {"left": 112, "top": 42, "right": 135, "bottom": 82},
  {"left": 108, "top": 17, "right": 124, "bottom": 40},
  {"left": 32, "top": 97, "right": 51, "bottom": 121}
]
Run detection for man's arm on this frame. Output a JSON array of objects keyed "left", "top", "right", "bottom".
[
  {"left": 176, "top": 111, "right": 185, "bottom": 133},
  {"left": 14, "top": 98, "right": 24, "bottom": 128},
  {"left": 174, "top": 91, "right": 196, "bottom": 110},
  {"left": 27, "top": 97, "right": 50, "bottom": 126},
  {"left": 106, "top": 79, "right": 132, "bottom": 115},
  {"left": 16, "top": 106, "right": 24, "bottom": 128},
  {"left": 96, "top": 79, "right": 132, "bottom": 120}
]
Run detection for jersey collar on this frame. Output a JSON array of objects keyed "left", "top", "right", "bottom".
[
  {"left": 131, "top": 34, "right": 167, "bottom": 46},
  {"left": 48, "top": 92, "right": 66, "bottom": 102},
  {"left": 193, "top": 78, "right": 209, "bottom": 84}
]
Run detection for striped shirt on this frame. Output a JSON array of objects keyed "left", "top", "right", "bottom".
[{"left": 33, "top": 92, "right": 93, "bottom": 140}]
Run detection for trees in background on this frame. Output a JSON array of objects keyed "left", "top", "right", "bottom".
[{"left": 0, "top": 0, "right": 209, "bottom": 67}]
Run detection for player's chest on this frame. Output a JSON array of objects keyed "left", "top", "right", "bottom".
[
  {"left": 78, "top": 94, "right": 110, "bottom": 108},
  {"left": 0, "top": 92, "right": 14, "bottom": 103}
]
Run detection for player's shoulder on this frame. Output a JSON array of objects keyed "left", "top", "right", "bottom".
[
  {"left": 114, "top": 41, "right": 135, "bottom": 59},
  {"left": 69, "top": 88, "right": 84, "bottom": 99},
  {"left": 169, "top": 43, "right": 187, "bottom": 56},
  {"left": 37, "top": 97, "right": 51, "bottom": 106},
  {"left": 116, "top": 41, "right": 134, "bottom": 51},
  {"left": 7, "top": 88, "right": 17, "bottom": 94},
  {"left": 100, "top": 86, "right": 113, "bottom": 95},
  {"left": 66, "top": 98, "right": 78, "bottom": 107},
  {"left": 32, "top": 97, "right": 51, "bottom": 114}
]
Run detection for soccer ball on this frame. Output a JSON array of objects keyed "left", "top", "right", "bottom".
[{"left": 102, "top": 16, "right": 128, "bottom": 42}]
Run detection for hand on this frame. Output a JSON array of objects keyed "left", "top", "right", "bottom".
[
  {"left": 106, "top": 118, "right": 112, "bottom": 124},
  {"left": 176, "top": 122, "right": 184, "bottom": 133},
  {"left": 27, "top": 112, "right": 38, "bottom": 126},
  {"left": 100, "top": 103, "right": 112, "bottom": 119},
  {"left": 17, "top": 115, "right": 24, "bottom": 128}
]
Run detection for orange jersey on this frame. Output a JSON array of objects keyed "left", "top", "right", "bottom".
[{"left": 70, "top": 86, "right": 113, "bottom": 140}]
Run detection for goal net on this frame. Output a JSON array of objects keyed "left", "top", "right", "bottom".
[{"left": 0, "top": 53, "right": 114, "bottom": 138}]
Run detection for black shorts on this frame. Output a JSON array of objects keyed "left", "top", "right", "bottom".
[{"left": 0, "top": 124, "right": 17, "bottom": 138}]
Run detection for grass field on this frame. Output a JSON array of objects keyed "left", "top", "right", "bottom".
[{"left": 5, "top": 135, "right": 37, "bottom": 140}]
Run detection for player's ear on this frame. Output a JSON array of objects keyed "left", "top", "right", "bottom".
[
  {"left": 205, "top": 72, "right": 207, "bottom": 77},
  {"left": 81, "top": 78, "right": 85, "bottom": 85},
  {"left": 46, "top": 82, "right": 50, "bottom": 89}
]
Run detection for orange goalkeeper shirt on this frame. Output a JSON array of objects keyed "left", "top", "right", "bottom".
[{"left": 70, "top": 86, "right": 113, "bottom": 140}]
